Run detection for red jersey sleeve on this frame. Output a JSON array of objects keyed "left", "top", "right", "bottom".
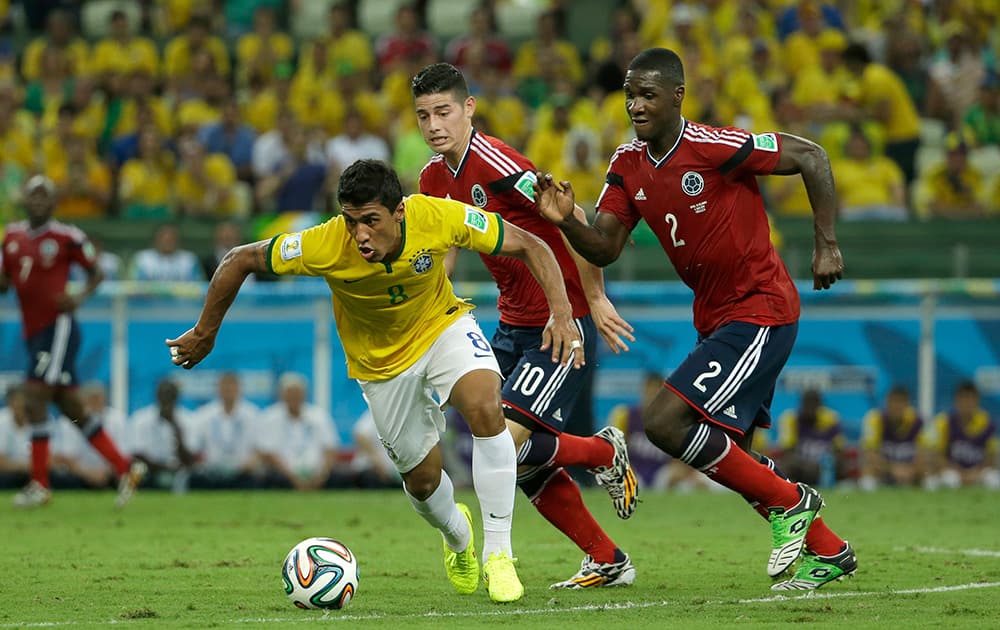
[
  {"left": 67, "top": 228, "right": 98, "bottom": 271},
  {"left": 596, "top": 153, "right": 642, "bottom": 232},
  {"left": 709, "top": 128, "right": 782, "bottom": 179}
]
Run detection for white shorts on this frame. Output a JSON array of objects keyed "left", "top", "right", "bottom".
[{"left": 358, "top": 314, "right": 501, "bottom": 474}]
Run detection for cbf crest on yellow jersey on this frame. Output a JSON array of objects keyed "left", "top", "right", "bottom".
[{"left": 267, "top": 194, "right": 504, "bottom": 380}]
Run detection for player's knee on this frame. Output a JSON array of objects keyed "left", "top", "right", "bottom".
[
  {"left": 643, "top": 394, "right": 696, "bottom": 457},
  {"left": 403, "top": 466, "right": 441, "bottom": 501},
  {"left": 461, "top": 400, "right": 506, "bottom": 438}
]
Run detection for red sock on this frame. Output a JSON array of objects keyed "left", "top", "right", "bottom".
[
  {"left": 31, "top": 436, "right": 50, "bottom": 488},
  {"left": 87, "top": 428, "right": 130, "bottom": 476},
  {"left": 701, "top": 437, "right": 801, "bottom": 510},
  {"left": 550, "top": 433, "right": 614, "bottom": 469},
  {"left": 530, "top": 468, "right": 618, "bottom": 564}
]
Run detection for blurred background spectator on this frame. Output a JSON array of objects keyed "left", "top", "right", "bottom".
[
  {"left": 776, "top": 389, "right": 847, "bottom": 487},
  {"left": 256, "top": 372, "right": 342, "bottom": 491},
  {"left": 925, "top": 381, "right": 999, "bottom": 490}
]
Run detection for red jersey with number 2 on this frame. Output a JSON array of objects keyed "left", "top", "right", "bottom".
[
  {"left": 420, "top": 129, "right": 589, "bottom": 327},
  {"left": 1, "top": 220, "right": 96, "bottom": 338},
  {"left": 597, "top": 119, "right": 800, "bottom": 335}
]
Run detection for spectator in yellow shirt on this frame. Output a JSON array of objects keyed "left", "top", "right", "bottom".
[
  {"left": 525, "top": 95, "right": 572, "bottom": 174},
  {"left": 48, "top": 134, "right": 111, "bottom": 220},
  {"left": 20, "top": 9, "right": 89, "bottom": 82},
  {"left": 513, "top": 10, "right": 583, "bottom": 105},
  {"left": 175, "top": 138, "right": 238, "bottom": 218},
  {"left": 297, "top": 4, "right": 374, "bottom": 81},
  {"left": 23, "top": 47, "right": 73, "bottom": 117},
  {"left": 833, "top": 126, "right": 907, "bottom": 221},
  {"left": 164, "top": 15, "right": 231, "bottom": 94},
  {"left": 556, "top": 127, "right": 605, "bottom": 210},
  {"left": 119, "top": 127, "right": 175, "bottom": 219},
  {"left": 236, "top": 6, "right": 293, "bottom": 88},
  {"left": 91, "top": 9, "right": 160, "bottom": 80},
  {"left": 918, "top": 133, "right": 986, "bottom": 218},
  {"left": 841, "top": 42, "right": 922, "bottom": 187},
  {"left": 0, "top": 100, "right": 34, "bottom": 172}
]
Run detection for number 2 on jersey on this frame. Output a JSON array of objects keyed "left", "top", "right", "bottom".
[{"left": 665, "top": 214, "right": 685, "bottom": 247}]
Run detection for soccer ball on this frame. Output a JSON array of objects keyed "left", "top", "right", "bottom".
[{"left": 281, "top": 537, "right": 359, "bottom": 610}]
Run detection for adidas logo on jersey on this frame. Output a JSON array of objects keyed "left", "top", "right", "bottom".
[
  {"left": 552, "top": 408, "right": 563, "bottom": 422},
  {"left": 634, "top": 188, "right": 647, "bottom": 201},
  {"left": 723, "top": 406, "right": 737, "bottom": 419}
]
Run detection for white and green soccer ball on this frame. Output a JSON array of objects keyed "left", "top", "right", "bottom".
[{"left": 281, "top": 537, "right": 359, "bottom": 610}]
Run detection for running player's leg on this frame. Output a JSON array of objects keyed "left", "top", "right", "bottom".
[
  {"left": 735, "top": 426, "right": 847, "bottom": 559},
  {"left": 15, "top": 321, "right": 67, "bottom": 506},
  {"left": 643, "top": 322, "right": 823, "bottom": 577},
  {"left": 497, "top": 316, "right": 634, "bottom": 586},
  {"left": 425, "top": 314, "right": 521, "bottom": 602},
  {"left": 359, "top": 368, "right": 478, "bottom": 595},
  {"left": 497, "top": 317, "right": 637, "bottom": 519}
]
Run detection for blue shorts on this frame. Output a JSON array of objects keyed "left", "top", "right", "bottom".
[
  {"left": 493, "top": 314, "right": 597, "bottom": 434},
  {"left": 25, "top": 314, "right": 80, "bottom": 387},
  {"left": 665, "top": 321, "right": 797, "bottom": 435}
]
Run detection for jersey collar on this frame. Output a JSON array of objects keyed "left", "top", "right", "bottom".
[
  {"left": 447, "top": 128, "right": 476, "bottom": 178},
  {"left": 646, "top": 118, "right": 686, "bottom": 169}
]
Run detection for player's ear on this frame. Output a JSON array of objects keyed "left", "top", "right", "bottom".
[
  {"left": 673, "top": 84, "right": 685, "bottom": 106},
  {"left": 465, "top": 95, "right": 476, "bottom": 117},
  {"left": 394, "top": 201, "right": 405, "bottom": 221}
]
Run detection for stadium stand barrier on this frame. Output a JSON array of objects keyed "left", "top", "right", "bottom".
[{"left": 2, "top": 279, "right": 998, "bottom": 445}]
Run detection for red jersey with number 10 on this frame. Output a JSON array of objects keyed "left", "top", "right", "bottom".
[
  {"left": 420, "top": 129, "right": 589, "bottom": 327},
  {"left": 2, "top": 220, "right": 96, "bottom": 338},
  {"left": 597, "top": 119, "right": 800, "bottom": 335}
]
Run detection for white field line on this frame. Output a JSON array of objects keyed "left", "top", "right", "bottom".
[
  {"left": 4, "top": 581, "right": 999, "bottom": 627},
  {"left": 899, "top": 546, "right": 1000, "bottom": 558}
]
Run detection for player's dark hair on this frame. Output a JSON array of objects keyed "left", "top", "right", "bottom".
[
  {"left": 337, "top": 159, "right": 403, "bottom": 212},
  {"left": 628, "top": 48, "right": 685, "bottom": 86},
  {"left": 955, "top": 380, "right": 979, "bottom": 396},
  {"left": 842, "top": 42, "right": 871, "bottom": 66},
  {"left": 411, "top": 62, "right": 469, "bottom": 101},
  {"left": 887, "top": 384, "right": 910, "bottom": 399}
]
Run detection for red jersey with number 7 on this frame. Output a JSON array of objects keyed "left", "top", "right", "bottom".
[
  {"left": 596, "top": 119, "right": 800, "bottom": 335},
  {"left": 1, "top": 220, "right": 97, "bottom": 338}
]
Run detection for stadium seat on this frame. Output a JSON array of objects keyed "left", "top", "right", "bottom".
[
  {"left": 358, "top": 0, "right": 408, "bottom": 38},
  {"left": 290, "top": 0, "right": 341, "bottom": 41},
  {"left": 426, "top": 0, "right": 479, "bottom": 40},
  {"left": 495, "top": 0, "right": 547, "bottom": 39},
  {"left": 81, "top": 0, "right": 142, "bottom": 40}
]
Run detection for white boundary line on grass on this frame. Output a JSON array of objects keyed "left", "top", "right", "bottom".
[
  {"left": 5, "top": 581, "right": 999, "bottom": 627},
  {"left": 900, "top": 546, "right": 1000, "bottom": 559}
]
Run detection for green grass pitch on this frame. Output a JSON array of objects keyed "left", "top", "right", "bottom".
[{"left": 2, "top": 487, "right": 999, "bottom": 628}]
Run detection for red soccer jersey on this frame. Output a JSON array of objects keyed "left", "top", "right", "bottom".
[
  {"left": 597, "top": 119, "right": 800, "bottom": 335},
  {"left": 419, "top": 130, "right": 589, "bottom": 327},
  {"left": 1, "top": 220, "right": 97, "bottom": 338}
]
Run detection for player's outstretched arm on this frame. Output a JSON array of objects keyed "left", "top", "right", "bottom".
[
  {"left": 772, "top": 133, "right": 844, "bottom": 290},
  {"left": 534, "top": 172, "right": 630, "bottom": 267},
  {"left": 495, "top": 220, "right": 585, "bottom": 369},
  {"left": 562, "top": 205, "right": 634, "bottom": 354},
  {"left": 165, "top": 239, "right": 270, "bottom": 369}
]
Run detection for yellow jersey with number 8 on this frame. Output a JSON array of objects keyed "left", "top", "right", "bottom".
[{"left": 267, "top": 194, "right": 504, "bottom": 380}]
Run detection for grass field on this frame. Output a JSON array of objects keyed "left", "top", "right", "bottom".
[{"left": 2, "top": 487, "right": 999, "bottom": 629}]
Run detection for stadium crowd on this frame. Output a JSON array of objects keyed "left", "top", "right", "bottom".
[{"left": 1, "top": 0, "right": 999, "bottom": 491}]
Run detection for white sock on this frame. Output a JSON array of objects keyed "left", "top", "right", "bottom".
[
  {"left": 472, "top": 429, "right": 516, "bottom": 558},
  {"left": 405, "top": 470, "right": 471, "bottom": 552}
]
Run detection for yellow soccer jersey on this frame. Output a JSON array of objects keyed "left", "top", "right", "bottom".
[{"left": 267, "top": 195, "right": 505, "bottom": 380}]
